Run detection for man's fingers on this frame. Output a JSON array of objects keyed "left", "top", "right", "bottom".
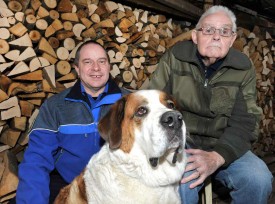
[
  {"left": 184, "top": 163, "right": 198, "bottom": 172},
  {"left": 185, "top": 148, "right": 201, "bottom": 154},
  {"left": 189, "top": 175, "right": 206, "bottom": 189},
  {"left": 181, "top": 171, "right": 200, "bottom": 184}
]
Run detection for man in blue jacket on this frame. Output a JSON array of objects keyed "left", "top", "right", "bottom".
[{"left": 15, "top": 40, "right": 130, "bottom": 203}]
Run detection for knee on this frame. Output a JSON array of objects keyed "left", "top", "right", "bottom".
[{"left": 245, "top": 168, "right": 273, "bottom": 192}]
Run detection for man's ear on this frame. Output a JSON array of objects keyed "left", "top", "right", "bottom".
[
  {"left": 74, "top": 65, "right": 80, "bottom": 75},
  {"left": 229, "top": 34, "right": 237, "bottom": 47},
  {"left": 98, "top": 96, "right": 127, "bottom": 149},
  {"left": 191, "top": 29, "right": 198, "bottom": 44}
]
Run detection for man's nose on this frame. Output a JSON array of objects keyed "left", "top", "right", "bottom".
[
  {"left": 92, "top": 62, "right": 100, "bottom": 71},
  {"left": 212, "top": 30, "right": 221, "bottom": 40}
]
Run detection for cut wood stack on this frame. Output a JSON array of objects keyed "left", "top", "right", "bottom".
[
  {"left": 0, "top": 0, "right": 187, "bottom": 202},
  {"left": 233, "top": 26, "right": 275, "bottom": 157},
  {"left": 0, "top": 0, "right": 274, "bottom": 202}
]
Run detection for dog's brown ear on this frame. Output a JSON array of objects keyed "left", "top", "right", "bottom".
[{"left": 98, "top": 96, "right": 126, "bottom": 149}]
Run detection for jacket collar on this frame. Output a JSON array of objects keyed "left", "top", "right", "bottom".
[
  {"left": 171, "top": 40, "right": 251, "bottom": 70},
  {"left": 66, "top": 75, "right": 122, "bottom": 101}
]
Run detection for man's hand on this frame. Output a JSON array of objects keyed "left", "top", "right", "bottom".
[{"left": 181, "top": 149, "right": 225, "bottom": 188}]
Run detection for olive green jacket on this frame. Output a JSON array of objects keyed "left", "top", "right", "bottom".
[{"left": 149, "top": 40, "right": 262, "bottom": 167}]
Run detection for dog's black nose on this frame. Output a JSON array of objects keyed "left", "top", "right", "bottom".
[{"left": 160, "top": 111, "right": 183, "bottom": 129}]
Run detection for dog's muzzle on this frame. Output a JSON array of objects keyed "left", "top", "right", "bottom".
[
  {"left": 160, "top": 111, "right": 184, "bottom": 146},
  {"left": 160, "top": 110, "right": 183, "bottom": 130},
  {"left": 149, "top": 111, "right": 184, "bottom": 168}
]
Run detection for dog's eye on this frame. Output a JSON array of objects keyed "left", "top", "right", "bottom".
[
  {"left": 135, "top": 107, "right": 148, "bottom": 117},
  {"left": 167, "top": 100, "right": 175, "bottom": 109}
]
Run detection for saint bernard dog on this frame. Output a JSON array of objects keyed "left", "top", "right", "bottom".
[{"left": 54, "top": 90, "right": 187, "bottom": 204}]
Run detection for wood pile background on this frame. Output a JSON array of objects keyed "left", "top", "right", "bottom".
[{"left": 0, "top": 0, "right": 274, "bottom": 203}]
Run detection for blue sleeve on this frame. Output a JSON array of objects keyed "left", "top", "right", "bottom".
[{"left": 16, "top": 101, "right": 59, "bottom": 204}]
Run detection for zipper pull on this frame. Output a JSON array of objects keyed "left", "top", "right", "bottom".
[
  {"left": 204, "top": 67, "right": 208, "bottom": 87},
  {"left": 204, "top": 78, "right": 208, "bottom": 87}
]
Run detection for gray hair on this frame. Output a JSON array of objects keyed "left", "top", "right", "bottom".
[{"left": 195, "top": 5, "right": 237, "bottom": 32}]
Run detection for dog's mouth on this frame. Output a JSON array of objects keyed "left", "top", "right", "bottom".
[
  {"left": 149, "top": 110, "right": 185, "bottom": 168},
  {"left": 149, "top": 145, "right": 183, "bottom": 168}
]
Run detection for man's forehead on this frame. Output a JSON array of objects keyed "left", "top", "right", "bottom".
[
  {"left": 81, "top": 43, "right": 104, "bottom": 51},
  {"left": 81, "top": 57, "right": 108, "bottom": 61},
  {"left": 80, "top": 45, "right": 107, "bottom": 56},
  {"left": 202, "top": 22, "right": 232, "bottom": 27}
]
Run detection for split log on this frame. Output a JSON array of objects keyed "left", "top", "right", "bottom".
[
  {"left": 0, "top": 28, "right": 10, "bottom": 40},
  {"left": 48, "top": 37, "right": 60, "bottom": 49},
  {"left": 1, "top": 105, "right": 21, "bottom": 120},
  {"left": 9, "top": 33, "right": 32, "bottom": 47},
  {"left": 56, "top": 47, "right": 69, "bottom": 60},
  {"left": 10, "top": 116, "right": 27, "bottom": 131},
  {"left": 0, "top": 150, "right": 18, "bottom": 202},
  {"left": 36, "top": 19, "right": 48, "bottom": 31},
  {"left": 8, "top": 0, "right": 22, "bottom": 12},
  {"left": 63, "top": 38, "right": 76, "bottom": 51},
  {"left": 43, "top": 65, "right": 56, "bottom": 87},
  {"left": 7, "top": 61, "right": 30, "bottom": 77},
  {"left": 45, "top": 19, "right": 63, "bottom": 38},
  {"left": 0, "top": 39, "right": 10, "bottom": 54},
  {"left": 9, "top": 22, "right": 27, "bottom": 37},
  {"left": 167, "top": 29, "right": 192, "bottom": 48},
  {"left": 0, "top": 89, "right": 8, "bottom": 103},
  {"left": 18, "top": 47, "right": 36, "bottom": 61},
  {"left": 49, "top": 9, "right": 60, "bottom": 20},
  {"left": 29, "top": 30, "right": 42, "bottom": 42},
  {"left": 0, "top": 54, "right": 5, "bottom": 63},
  {"left": 4, "top": 50, "right": 20, "bottom": 61},
  {"left": 63, "top": 21, "right": 73, "bottom": 31},
  {"left": 37, "top": 6, "right": 49, "bottom": 18},
  {"left": 29, "top": 57, "right": 50, "bottom": 72},
  {"left": 61, "top": 12, "right": 79, "bottom": 22},
  {"left": 7, "top": 82, "right": 38, "bottom": 96},
  {"left": 56, "top": 60, "right": 71, "bottom": 76},
  {"left": 17, "top": 108, "right": 39, "bottom": 146},
  {"left": 38, "top": 37, "right": 57, "bottom": 58},
  {"left": 0, "top": 7, "right": 14, "bottom": 17},
  {"left": 42, "top": 53, "right": 58, "bottom": 65},
  {"left": 57, "top": 0, "right": 73, "bottom": 12},
  {"left": 44, "top": 0, "right": 57, "bottom": 10},
  {"left": 13, "top": 70, "right": 43, "bottom": 81},
  {"left": 73, "top": 23, "right": 86, "bottom": 38},
  {"left": 19, "top": 100, "right": 34, "bottom": 117}
]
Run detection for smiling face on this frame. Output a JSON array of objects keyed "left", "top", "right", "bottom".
[
  {"left": 192, "top": 11, "right": 237, "bottom": 65},
  {"left": 74, "top": 43, "right": 110, "bottom": 97}
]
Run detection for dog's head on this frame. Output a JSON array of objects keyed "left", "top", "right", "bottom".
[{"left": 98, "top": 90, "right": 186, "bottom": 167}]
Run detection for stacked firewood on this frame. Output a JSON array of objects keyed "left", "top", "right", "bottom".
[
  {"left": 0, "top": 0, "right": 274, "bottom": 202},
  {"left": 232, "top": 26, "right": 275, "bottom": 157},
  {"left": 0, "top": 0, "right": 188, "bottom": 202}
]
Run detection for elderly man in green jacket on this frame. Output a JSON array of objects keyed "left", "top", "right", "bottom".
[{"left": 149, "top": 5, "right": 273, "bottom": 204}]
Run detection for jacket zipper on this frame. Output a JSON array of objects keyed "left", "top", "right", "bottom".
[
  {"left": 55, "top": 148, "right": 63, "bottom": 164},
  {"left": 204, "top": 68, "right": 208, "bottom": 87}
]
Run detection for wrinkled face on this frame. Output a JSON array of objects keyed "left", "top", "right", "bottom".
[
  {"left": 98, "top": 90, "right": 186, "bottom": 166},
  {"left": 74, "top": 44, "right": 110, "bottom": 97},
  {"left": 192, "top": 12, "right": 236, "bottom": 62}
]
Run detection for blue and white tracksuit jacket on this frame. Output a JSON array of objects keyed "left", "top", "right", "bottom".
[{"left": 16, "top": 79, "right": 129, "bottom": 204}]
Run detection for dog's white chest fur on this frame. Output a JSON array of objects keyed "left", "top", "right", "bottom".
[{"left": 84, "top": 145, "right": 184, "bottom": 204}]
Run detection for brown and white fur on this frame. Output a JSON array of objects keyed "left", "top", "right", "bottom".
[{"left": 54, "top": 90, "right": 187, "bottom": 204}]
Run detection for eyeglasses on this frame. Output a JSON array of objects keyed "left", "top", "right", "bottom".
[{"left": 197, "top": 27, "right": 235, "bottom": 37}]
